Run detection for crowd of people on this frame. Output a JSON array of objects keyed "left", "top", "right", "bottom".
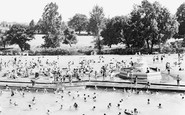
[
  {"left": 0, "top": 54, "right": 185, "bottom": 115},
  {"left": 0, "top": 55, "right": 142, "bottom": 83}
]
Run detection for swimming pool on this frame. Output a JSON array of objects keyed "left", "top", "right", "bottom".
[{"left": 0, "top": 87, "right": 184, "bottom": 115}]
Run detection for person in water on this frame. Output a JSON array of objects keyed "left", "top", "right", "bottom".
[
  {"left": 73, "top": 102, "right": 78, "bottom": 110},
  {"left": 46, "top": 109, "right": 50, "bottom": 115},
  {"left": 60, "top": 105, "right": 63, "bottom": 110},
  {"left": 28, "top": 104, "right": 32, "bottom": 110},
  {"left": 11, "top": 90, "right": 14, "bottom": 97},
  {"left": 158, "top": 103, "right": 162, "bottom": 109},
  {"left": 92, "top": 106, "right": 96, "bottom": 111}
]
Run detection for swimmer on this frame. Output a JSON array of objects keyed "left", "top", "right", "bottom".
[
  {"left": 134, "top": 108, "right": 138, "bottom": 114},
  {"left": 93, "top": 96, "right": 96, "bottom": 102},
  {"left": 44, "top": 88, "right": 47, "bottom": 93},
  {"left": 107, "top": 103, "right": 111, "bottom": 109},
  {"left": 73, "top": 102, "right": 78, "bottom": 110},
  {"left": 117, "top": 103, "right": 120, "bottom": 109},
  {"left": 14, "top": 102, "right": 18, "bottom": 106},
  {"left": 113, "top": 87, "right": 116, "bottom": 91},
  {"left": 60, "top": 105, "right": 63, "bottom": 110},
  {"left": 26, "top": 86, "right": 29, "bottom": 91},
  {"left": 46, "top": 109, "right": 50, "bottom": 115},
  {"left": 120, "top": 99, "right": 123, "bottom": 103},
  {"left": 9, "top": 99, "right": 12, "bottom": 104},
  {"left": 22, "top": 92, "right": 25, "bottom": 97},
  {"left": 147, "top": 99, "right": 150, "bottom": 104},
  {"left": 5, "top": 85, "right": 9, "bottom": 90},
  {"left": 158, "top": 103, "right": 162, "bottom": 109},
  {"left": 29, "top": 104, "right": 32, "bottom": 110},
  {"left": 61, "top": 95, "right": 64, "bottom": 100},
  {"left": 61, "top": 87, "right": 65, "bottom": 93},
  {"left": 92, "top": 106, "right": 96, "bottom": 111},
  {"left": 32, "top": 97, "right": 35, "bottom": 102},
  {"left": 11, "top": 90, "right": 15, "bottom": 97},
  {"left": 84, "top": 97, "right": 87, "bottom": 102},
  {"left": 68, "top": 91, "right": 71, "bottom": 96},
  {"left": 32, "top": 97, "right": 36, "bottom": 104},
  {"left": 118, "top": 112, "right": 121, "bottom": 115}
]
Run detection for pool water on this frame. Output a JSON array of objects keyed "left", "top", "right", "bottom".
[{"left": 0, "top": 88, "right": 185, "bottom": 115}]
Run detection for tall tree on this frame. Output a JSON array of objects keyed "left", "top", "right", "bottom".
[
  {"left": 0, "top": 32, "right": 7, "bottom": 48},
  {"left": 28, "top": 19, "right": 36, "bottom": 34},
  {"left": 130, "top": 0, "right": 179, "bottom": 53},
  {"left": 41, "top": 2, "right": 63, "bottom": 48},
  {"left": 29, "top": 20, "right": 35, "bottom": 28},
  {"left": 5, "top": 24, "right": 34, "bottom": 51},
  {"left": 89, "top": 5, "right": 105, "bottom": 53},
  {"left": 35, "top": 18, "right": 44, "bottom": 34},
  {"left": 68, "top": 14, "right": 88, "bottom": 34},
  {"left": 176, "top": 3, "right": 185, "bottom": 37},
  {"left": 101, "top": 16, "right": 132, "bottom": 48}
]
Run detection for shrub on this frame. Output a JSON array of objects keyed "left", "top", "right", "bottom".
[
  {"left": 32, "top": 48, "right": 71, "bottom": 55},
  {"left": 77, "top": 46, "right": 94, "bottom": 55}
]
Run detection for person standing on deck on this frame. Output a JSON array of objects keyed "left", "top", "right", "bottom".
[
  {"left": 101, "top": 66, "right": 106, "bottom": 80},
  {"left": 31, "top": 80, "right": 35, "bottom": 87},
  {"left": 177, "top": 75, "right": 181, "bottom": 86},
  {"left": 134, "top": 76, "right": 138, "bottom": 85},
  {"left": 166, "top": 62, "right": 170, "bottom": 74}
]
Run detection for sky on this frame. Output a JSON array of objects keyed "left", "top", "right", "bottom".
[{"left": 0, "top": 0, "right": 184, "bottom": 24}]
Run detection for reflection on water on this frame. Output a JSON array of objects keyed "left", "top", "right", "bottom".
[{"left": 0, "top": 88, "right": 185, "bottom": 115}]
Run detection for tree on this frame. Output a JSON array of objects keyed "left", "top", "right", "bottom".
[
  {"left": 0, "top": 34, "right": 8, "bottom": 49},
  {"left": 29, "top": 20, "right": 35, "bottom": 28},
  {"left": 28, "top": 19, "right": 36, "bottom": 35},
  {"left": 176, "top": 3, "right": 185, "bottom": 37},
  {"left": 89, "top": 5, "right": 105, "bottom": 53},
  {"left": 101, "top": 16, "right": 131, "bottom": 48},
  {"left": 40, "top": 2, "right": 63, "bottom": 48},
  {"left": 35, "top": 18, "right": 44, "bottom": 34},
  {"left": 63, "top": 28, "right": 77, "bottom": 47},
  {"left": 129, "top": 0, "right": 179, "bottom": 53},
  {"left": 101, "top": 18, "right": 116, "bottom": 48},
  {"left": 5, "top": 24, "right": 34, "bottom": 51},
  {"left": 68, "top": 14, "right": 88, "bottom": 34}
]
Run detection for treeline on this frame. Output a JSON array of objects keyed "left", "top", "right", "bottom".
[{"left": 1, "top": 0, "right": 185, "bottom": 54}]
